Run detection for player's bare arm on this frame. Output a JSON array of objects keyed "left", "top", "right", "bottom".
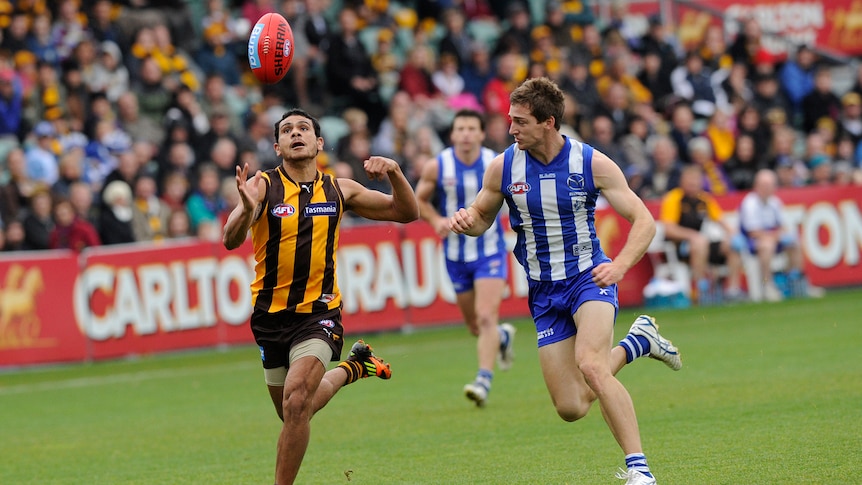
[
  {"left": 415, "top": 158, "right": 451, "bottom": 238},
  {"left": 449, "top": 154, "right": 505, "bottom": 236},
  {"left": 223, "top": 163, "right": 265, "bottom": 250},
  {"left": 339, "top": 156, "right": 419, "bottom": 223},
  {"left": 591, "top": 150, "right": 656, "bottom": 287}
]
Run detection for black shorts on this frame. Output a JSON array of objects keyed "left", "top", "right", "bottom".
[
  {"left": 677, "top": 241, "right": 727, "bottom": 266},
  {"left": 250, "top": 307, "right": 345, "bottom": 369}
]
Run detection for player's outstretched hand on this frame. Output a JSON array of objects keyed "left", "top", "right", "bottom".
[
  {"left": 449, "top": 208, "right": 474, "bottom": 234},
  {"left": 591, "top": 262, "right": 626, "bottom": 288},
  {"left": 364, "top": 156, "right": 399, "bottom": 181},
  {"left": 236, "top": 163, "right": 261, "bottom": 212}
]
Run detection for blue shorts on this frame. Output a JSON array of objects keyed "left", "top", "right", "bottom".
[
  {"left": 528, "top": 270, "right": 618, "bottom": 348},
  {"left": 734, "top": 232, "right": 797, "bottom": 254},
  {"left": 445, "top": 253, "right": 508, "bottom": 293}
]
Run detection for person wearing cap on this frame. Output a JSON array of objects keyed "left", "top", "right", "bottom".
[{"left": 98, "top": 179, "right": 136, "bottom": 245}]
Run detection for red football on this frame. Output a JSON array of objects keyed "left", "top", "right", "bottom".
[{"left": 247, "top": 12, "right": 295, "bottom": 84}]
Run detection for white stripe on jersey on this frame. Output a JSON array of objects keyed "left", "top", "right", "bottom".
[
  {"left": 510, "top": 149, "right": 541, "bottom": 279},
  {"left": 539, "top": 177, "right": 566, "bottom": 280},
  {"left": 461, "top": 168, "right": 479, "bottom": 261},
  {"left": 440, "top": 150, "right": 460, "bottom": 261},
  {"left": 568, "top": 143, "right": 594, "bottom": 272}
]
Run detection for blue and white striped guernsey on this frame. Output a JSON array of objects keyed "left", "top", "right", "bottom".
[
  {"left": 436, "top": 146, "right": 506, "bottom": 262},
  {"left": 501, "top": 136, "right": 610, "bottom": 281}
]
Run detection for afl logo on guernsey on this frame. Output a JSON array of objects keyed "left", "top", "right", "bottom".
[
  {"left": 508, "top": 181, "right": 531, "bottom": 194},
  {"left": 271, "top": 203, "right": 295, "bottom": 217}
]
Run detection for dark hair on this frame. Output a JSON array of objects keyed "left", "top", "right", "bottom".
[
  {"left": 451, "top": 109, "right": 485, "bottom": 132},
  {"left": 509, "top": 77, "right": 565, "bottom": 130},
  {"left": 273, "top": 108, "right": 321, "bottom": 141}
]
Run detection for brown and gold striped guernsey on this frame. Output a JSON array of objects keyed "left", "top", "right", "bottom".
[{"left": 249, "top": 165, "right": 344, "bottom": 313}]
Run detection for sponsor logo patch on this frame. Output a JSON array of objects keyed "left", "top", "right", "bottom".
[
  {"left": 567, "top": 174, "right": 585, "bottom": 190},
  {"left": 247, "top": 23, "right": 264, "bottom": 69},
  {"left": 508, "top": 181, "right": 531, "bottom": 195},
  {"left": 304, "top": 202, "right": 338, "bottom": 216},
  {"left": 318, "top": 319, "right": 335, "bottom": 328},
  {"left": 271, "top": 203, "right": 295, "bottom": 217}
]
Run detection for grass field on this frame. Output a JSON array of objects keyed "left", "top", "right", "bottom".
[{"left": 2, "top": 288, "right": 861, "bottom": 484}]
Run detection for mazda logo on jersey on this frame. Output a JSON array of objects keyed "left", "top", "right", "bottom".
[
  {"left": 508, "top": 181, "right": 531, "bottom": 195},
  {"left": 567, "top": 174, "right": 585, "bottom": 190},
  {"left": 271, "top": 203, "right": 295, "bottom": 217}
]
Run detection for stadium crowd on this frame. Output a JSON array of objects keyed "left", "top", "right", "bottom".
[{"left": 0, "top": 0, "right": 859, "bottom": 253}]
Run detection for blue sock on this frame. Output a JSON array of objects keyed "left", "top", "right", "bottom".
[
  {"left": 498, "top": 326, "right": 509, "bottom": 350},
  {"left": 619, "top": 335, "right": 651, "bottom": 363},
  {"left": 474, "top": 369, "right": 493, "bottom": 391},
  {"left": 788, "top": 269, "right": 803, "bottom": 281},
  {"left": 625, "top": 453, "right": 653, "bottom": 478}
]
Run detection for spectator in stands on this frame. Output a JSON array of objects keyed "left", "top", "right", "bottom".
[
  {"left": 88, "top": 41, "right": 130, "bottom": 103},
  {"left": 688, "top": 136, "right": 730, "bottom": 195},
  {"left": 166, "top": 208, "right": 192, "bottom": 239},
  {"left": 0, "top": 148, "right": 31, "bottom": 222},
  {"left": 52, "top": 144, "right": 86, "bottom": 198},
  {"left": 206, "top": 136, "right": 239, "bottom": 179},
  {"left": 26, "top": 13, "right": 59, "bottom": 67},
  {"left": 461, "top": 42, "right": 495, "bottom": 104},
  {"left": 560, "top": 54, "right": 601, "bottom": 120},
  {"left": 98, "top": 179, "right": 136, "bottom": 245},
  {"left": 640, "top": 134, "right": 682, "bottom": 198},
  {"left": 159, "top": 170, "right": 190, "bottom": 212},
  {"left": 3, "top": 219, "right": 26, "bottom": 251},
  {"left": 0, "top": 67, "right": 23, "bottom": 139},
  {"left": 751, "top": 72, "right": 790, "bottom": 119},
  {"left": 807, "top": 154, "right": 833, "bottom": 186},
  {"left": 185, "top": 163, "right": 226, "bottom": 233},
  {"left": 195, "top": 0, "right": 242, "bottom": 86},
  {"left": 399, "top": 45, "right": 438, "bottom": 102},
  {"left": 670, "top": 51, "right": 723, "bottom": 118},
  {"left": 484, "top": 112, "right": 513, "bottom": 154},
  {"left": 698, "top": 24, "right": 732, "bottom": 72},
  {"left": 88, "top": 0, "right": 122, "bottom": 46},
  {"left": 482, "top": 52, "right": 520, "bottom": 119},
  {"left": 838, "top": 92, "right": 862, "bottom": 146},
  {"left": 801, "top": 68, "right": 842, "bottom": 134},
  {"left": 325, "top": 7, "right": 385, "bottom": 131},
  {"left": 660, "top": 165, "right": 744, "bottom": 303},
  {"left": 49, "top": 196, "right": 100, "bottom": 251},
  {"left": 116, "top": 92, "right": 164, "bottom": 146},
  {"left": 703, "top": 108, "right": 735, "bottom": 164},
  {"left": 723, "top": 133, "right": 763, "bottom": 191},
  {"left": 492, "top": 2, "right": 531, "bottom": 57},
  {"left": 21, "top": 184, "right": 53, "bottom": 250},
  {"left": 779, "top": 45, "right": 816, "bottom": 125},
  {"left": 25, "top": 121, "right": 59, "bottom": 186},
  {"left": 619, "top": 115, "right": 651, "bottom": 174},
  {"left": 438, "top": 7, "right": 473, "bottom": 69},
  {"left": 637, "top": 50, "right": 674, "bottom": 110},
  {"left": 719, "top": 61, "right": 752, "bottom": 107},
  {"left": 737, "top": 169, "right": 823, "bottom": 301},
  {"left": 68, "top": 180, "right": 99, "bottom": 225},
  {"left": 52, "top": 0, "right": 89, "bottom": 63},
  {"left": 134, "top": 56, "right": 174, "bottom": 128},
  {"left": 728, "top": 17, "right": 764, "bottom": 70},
  {"left": 131, "top": 173, "right": 171, "bottom": 242},
  {"left": 431, "top": 52, "right": 466, "bottom": 103},
  {"left": 669, "top": 102, "right": 697, "bottom": 164},
  {"left": 597, "top": 52, "right": 653, "bottom": 108},
  {"left": 588, "top": 115, "right": 629, "bottom": 171},
  {"left": 594, "top": 81, "right": 632, "bottom": 140},
  {"left": 736, "top": 104, "right": 771, "bottom": 162}
]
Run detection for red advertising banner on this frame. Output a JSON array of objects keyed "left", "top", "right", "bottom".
[
  {"left": 673, "top": 0, "right": 862, "bottom": 56},
  {"left": 0, "top": 251, "right": 84, "bottom": 366},
  {"left": 0, "top": 184, "right": 859, "bottom": 367},
  {"left": 76, "top": 240, "right": 255, "bottom": 360}
]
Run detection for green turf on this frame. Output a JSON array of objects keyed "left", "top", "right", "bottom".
[{"left": 2, "top": 289, "right": 861, "bottom": 484}]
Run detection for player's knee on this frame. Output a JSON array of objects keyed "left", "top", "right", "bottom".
[
  {"left": 555, "top": 400, "right": 591, "bottom": 422},
  {"left": 578, "top": 361, "right": 611, "bottom": 394},
  {"left": 281, "top": 389, "right": 312, "bottom": 422}
]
